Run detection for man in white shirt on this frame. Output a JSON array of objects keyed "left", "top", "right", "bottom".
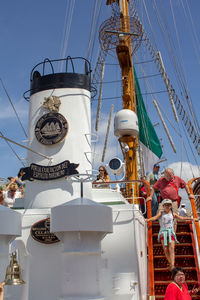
[{"left": 179, "top": 203, "right": 187, "bottom": 217}]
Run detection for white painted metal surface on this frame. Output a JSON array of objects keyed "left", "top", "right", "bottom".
[
  {"left": 0, "top": 66, "right": 148, "bottom": 300},
  {"left": 25, "top": 88, "right": 92, "bottom": 209},
  {"left": 51, "top": 198, "right": 113, "bottom": 300}
]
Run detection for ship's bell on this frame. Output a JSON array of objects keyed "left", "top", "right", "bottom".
[{"left": 4, "top": 252, "right": 25, "bottom": 285}]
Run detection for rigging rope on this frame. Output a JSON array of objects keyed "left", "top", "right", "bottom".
[
  {"left": 180, "top": 0, "right": 200, "bottom": 133},
  {"left": 169, "top": 0, "right": 199, "bottom": 132},
  {"left": 152, "top": 0, "right": 200, "bottom": 134},
  {"left": 59, "top": 0, "right": 75, "bottom": 72},
  {"left": 0, "top": 134, "right": 52, "bottom": 161},
  {"left": 0, "top": 131, "right": 25, "bottom": 167},
  {"left": 134, "top": 52, "right": 199, "bottom": 174},
  {"left": 0, "top": 78, "right": 27, "bottom": 138},
  {"left": 130, "top": 9, "right": 200, "bottom": 156},
  {"left": 86, "top": 0, "right": 103, "bottom": 61}
]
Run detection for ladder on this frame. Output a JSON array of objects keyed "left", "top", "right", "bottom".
[{"left": 152, "top": 220, "right": 200, "bottom": 299}]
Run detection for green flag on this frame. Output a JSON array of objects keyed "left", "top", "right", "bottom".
[{"left": 134, "top": 67, "right": 162, "bottom": 172}]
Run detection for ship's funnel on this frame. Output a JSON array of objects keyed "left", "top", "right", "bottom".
[{"left": 23, "top": 57, "right": 92, "bottom": 209}]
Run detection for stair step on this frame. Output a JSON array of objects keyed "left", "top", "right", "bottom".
[
  {"left": 155, "top": 280, "right": 196, "bottom": 284},
  {"left": 149, "top": 214, "right": 200, "bottom": 298},
  {"left": 152, "top": 232, "right": 191, "bottom": 236},
  {"left": 153, "top": 254, "right": 195, "bottom": 258},
  {"left": 153, "top": 242, "right": 192, "bottom": 246}
]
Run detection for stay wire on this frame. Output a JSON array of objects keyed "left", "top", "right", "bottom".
[
  {"left": 152, "top": 0, "right": 186, "bottom": 96},
  {"left": 0, "top": 130, "right": 25, "bottom": 167},
  {"left": 87, "top": 0, "right": 103, "bottom": 62},
  {"left": 59, "top": 0, "right": 75, "bottom": 72},
  {"left": 0, "top": 78, "right": 27, "bottom": 138},
  {"left": 169, "top": 0, "right": 199, "bottom": 133}
]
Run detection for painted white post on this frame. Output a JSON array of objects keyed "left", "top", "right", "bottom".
[{"left": 51, "top": 198, "right": 113, "bottom": 300}]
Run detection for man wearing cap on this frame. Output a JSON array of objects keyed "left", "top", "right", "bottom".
[
  {"left": 146, "top": 163, "right": 161, "bottom": 216},
  {"left": 179, "top": 203, "right": 187, "bottom": 217}
]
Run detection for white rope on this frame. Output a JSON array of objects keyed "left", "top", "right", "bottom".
[
  {"left": 152, "top": 0, "right": 199, "bottom": 133},
  {"left": 0, "top": 134, "right": 52, "bottom": 161},
  {"left": 59, "top": 0, "right": 75, "bottom": 72},
  {"left": 86, "top": 0, "right": 102, "bottom": 61},
  {"left": 169, "top": 0, "right": 199, "bottom": 132},
  {"left": 0, "top": 78, "right": 27, "bottom": 137},
  {"left": 0, "top": 131, "right": 25, "bottom": 167}
]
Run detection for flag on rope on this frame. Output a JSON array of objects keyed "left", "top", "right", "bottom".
[{"left": 134, "top": 67, "right": 162, "bottom": 173}]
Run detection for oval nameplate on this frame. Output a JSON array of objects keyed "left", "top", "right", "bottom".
[{"left": 31, "top": 218, "right": 60, "bottom": 244}]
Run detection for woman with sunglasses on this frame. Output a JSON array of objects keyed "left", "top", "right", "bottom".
[
  {"left": 146, "top": 199, "right": 198, "bottom": 271},
  {"left": 93, "top": 166, "right": 110, "bottom": 188},
  {"left": 164, "top": 267, "right": 199, "bottom": 299}
]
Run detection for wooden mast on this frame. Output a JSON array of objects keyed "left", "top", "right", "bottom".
[
  {"left": 115, "top": 0, "right": 138, "bottom": 202},
  {"left": 101, "top": 0, "right": 143, "bottom": 202}
]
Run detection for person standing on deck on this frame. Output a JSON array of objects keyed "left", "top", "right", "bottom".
[
  {"left": 146, "top": 163, "right": 161, "bottom": 216},
  {"left": 179, "top": 203, "right": 187, "bottom": 217}
]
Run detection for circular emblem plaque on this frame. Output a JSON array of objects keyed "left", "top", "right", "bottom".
[{"left": 35, "top": 112, "right": 68, "bottom": 145}]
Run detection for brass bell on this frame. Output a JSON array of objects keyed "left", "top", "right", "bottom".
[{"left": 4, "top": 252, "right": 25, "bottom": 285}]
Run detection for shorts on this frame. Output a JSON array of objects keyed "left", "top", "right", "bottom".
[{"left": 160, "top": 233, "right": 175, "bottom": 241}]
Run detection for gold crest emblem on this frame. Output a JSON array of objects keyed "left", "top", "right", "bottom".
[{"left": 42, "top": 96, "right": 61, "bottom": 112}]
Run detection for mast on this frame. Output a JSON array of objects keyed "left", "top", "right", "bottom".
[
  {"left": 100, "top": 0, "right": 143, "bottom": 201},
  {"left": 116, "top": 0, "right": 138, "bottom": 201}
]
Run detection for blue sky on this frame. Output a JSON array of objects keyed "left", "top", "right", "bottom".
[{"left": 0, "top": 0, "right": 200, "bottom": 185}]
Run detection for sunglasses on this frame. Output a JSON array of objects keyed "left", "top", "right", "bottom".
[
  {"left": 10, "top": 189, "right": 16, "bottom": 192},
  {"left": 99, "top": 169, "right": 104, "bottom": 172}
]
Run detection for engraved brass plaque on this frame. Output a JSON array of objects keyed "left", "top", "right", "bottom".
[{"left": 31, "top": 218, "right": 60, "bottom": 244}]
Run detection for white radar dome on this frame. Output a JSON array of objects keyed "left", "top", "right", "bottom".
[{"left": 114, "top": 109, "right": 139, "bottom": 138}]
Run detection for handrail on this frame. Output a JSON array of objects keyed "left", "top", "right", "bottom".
[
  {"left": 92, "top": 179, "right": 154, "bottom": 297},
  {"left": 187, "top": 177, "right": 200, "bottom": 253},
  {"left": 145, "top": 182, "right": 154, "bottom": 298}
]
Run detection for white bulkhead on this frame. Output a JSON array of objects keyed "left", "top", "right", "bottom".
[
  {"left": 114, "top": 109, "right": 139, "bottom": 138},
  {"left": 7, "top": 57, "right": 114, "bottom": 300},
  {"left": 24, "top": 58, "right": 92, "bottom": 209}
]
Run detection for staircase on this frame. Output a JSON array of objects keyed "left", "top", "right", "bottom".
[{"left": 152, "top": 220, "right": 200, "bottom": 299}]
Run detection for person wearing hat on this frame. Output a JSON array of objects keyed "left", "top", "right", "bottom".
[
  {"left": 147, "top": 168, "right": 195, "bottom": 228},
  {"left": 146, "top": 198, "right": 198, "bottom": 271},
  {"left": 146, "top": 163, "right": 161, "bottom": 216},
  {"left": 179, "top": 203, "right": 187, "bottom": 217}
]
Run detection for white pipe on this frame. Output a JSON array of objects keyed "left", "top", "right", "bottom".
[{"left": 153, "top": 100, "right": 177, "bottom": 153}]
